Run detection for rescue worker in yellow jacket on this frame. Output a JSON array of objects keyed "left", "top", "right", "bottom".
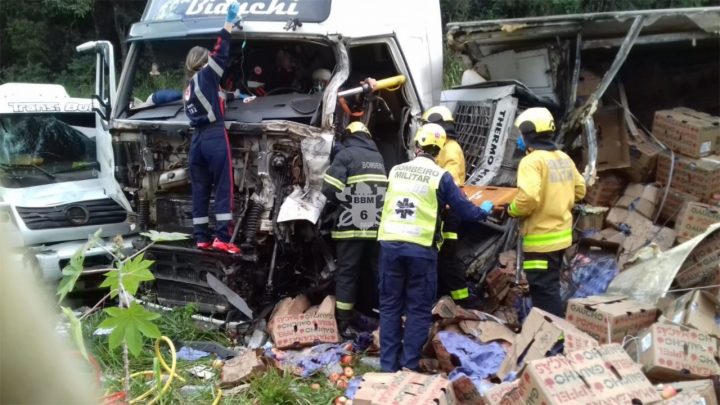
[
  {"left": 508, "top": 107, "right": 586, "bottom": 317},
  {"left": 421, "top": 106, "right": 479, "bottom": 308}
]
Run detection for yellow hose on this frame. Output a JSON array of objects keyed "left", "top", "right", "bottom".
[
  {"left": 211, "top": 386, "right": 223, "bottom": 405},
  {"left": 129, "top": 336, "right": 185, "bottom": 405}
]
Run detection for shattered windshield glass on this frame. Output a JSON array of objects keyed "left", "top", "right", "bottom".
[{"left": 0, "top": 115, "right": 99, "bottom": 188}]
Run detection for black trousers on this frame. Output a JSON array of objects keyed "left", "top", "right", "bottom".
[
  {"left": 438, "top": 210, "right": 467, "bottom": 301},
  {"left": 523, "top": 250, "right": 565, "bottom": 317},
  {"left": 335, "top": 239, "right": 379, "bottom": 320}
]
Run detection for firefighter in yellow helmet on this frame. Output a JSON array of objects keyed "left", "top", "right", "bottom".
[
  {"left": 377, "top": 123, "right": 494, "bottom": 372},
  {"left": 421, "top": 106, "right": 478, "bottom": 308},
  {"left": 508, "top": 107, "right": 586, "bottom": 317}
]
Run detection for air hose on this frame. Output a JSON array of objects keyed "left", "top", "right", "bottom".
[{"left": 102, "top": 336, "right": 222, "bottom": 405}]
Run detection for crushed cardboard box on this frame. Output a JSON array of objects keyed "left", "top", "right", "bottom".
[
  {"left": 656, "top": 389, "right": 708, "bottom": 404},
  {"left": 220, "top": 349, "right": 266, "bottom": 387},
  {"left": 480, "top": 380, "right": 520, "bottom": 405},
  {"left": 585, "top": 174, "right": 626, "bottom": 207},
  {"left": 576, "top": 68, "right": 602, "bottom": 101},
  {"left": 653, "top": 108, "right": 720, "bottom": 158},
  {"left": 627, "top": 322, "right": 720, "bottom": 382},
  {"left": 674, "top": 230, "right": 720, "bottom": 291},
  {"left": 627, "top": 139, "right": 662, "bottom": 183},
  {"left": 353, "top": 371, "right": 457, "bottom": 405},
  {"left": 657, "top": 154, "right": 720, "bottom": 201},
  {"left": 497, "top": 308, "right": 598, "bottom": 378},
  {"left": 269, "top": 295, "right": 339, "bottom": 349},
  {"left": 509, "top": 344, "right": 661, "bottom": 405},
  {"left": 659, "top": 187, "right": 700, "bottom": 224},
  {"left": 675, "top": 201, "right": 720, "bottom": 243},
  {"left": 662, "top": 290, "right": 720, "bottom": 338},
  {"left": 657, "top": 379, "right": 719, "bottom": 405},
  {"left": 588, "top": 106, "right": 631, "bottom": 172},
  {"left": 575, "top": 206, "right": 609, "bottom": 233},
  {"left": 566, "top": 295, "right": 658, "bottom": 343},
  {"left": 614, "top": 183, "right": 661, "bottom": 219}
]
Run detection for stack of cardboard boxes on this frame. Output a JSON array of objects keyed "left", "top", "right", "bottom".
[{"left": 653, "top": 107, "right": 720, "bottom": 241}]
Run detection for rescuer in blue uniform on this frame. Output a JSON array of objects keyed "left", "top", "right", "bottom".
[
  {"left": 184, "top": 1, "right": 241, "bottom": 254},
  {"left": 376, "top": 123, "right": 494, "bottom": 372}
]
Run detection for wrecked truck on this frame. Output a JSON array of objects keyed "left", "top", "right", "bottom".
[
  {"left": 78, "top": 0, "right": 443, "bottom": 315},
  {"left": 0, "top": 83, "right": 136, "bottom": 290},
  {"left": 442, "top": 7, "right": 720, "bottom": 279}
]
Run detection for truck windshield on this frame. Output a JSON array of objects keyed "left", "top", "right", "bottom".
[{"left": 0, "top": 115, "right": 99, "bottom": 188}]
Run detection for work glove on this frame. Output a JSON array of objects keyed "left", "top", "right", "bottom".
[
  {"left": 480, "top": 200, "right": 494, "bottom": 216},
  {"left": 226, "top": 1, "right": 240, "bottom": 23},
  {"left": 516, "top": 134, "right": 526, "bottom": 153}
]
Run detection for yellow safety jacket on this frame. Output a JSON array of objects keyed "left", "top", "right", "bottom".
[
  {"left": 437, "top": 139, "right": 466, "bottom": 186},
  {"left": 508, "top": 149, "right": 586, "bottom": 253},
  {"left": 378, "top": 157, "right": 446, "bottom": 247}
]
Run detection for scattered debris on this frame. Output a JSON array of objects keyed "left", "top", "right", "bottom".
[
  {"left": 176, "top": 347, "right": 211, "bottom": 361},
  {"left": 269, "top": 295, "right": 339, "bottom": 349},
  {"left": 220, "top": 349, "right": 266, "bottom": 387},
  {"left": 187, "top": 365, "right": 215, "bottom": 380}
]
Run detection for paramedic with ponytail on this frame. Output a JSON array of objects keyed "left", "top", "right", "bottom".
[{"left": 184, "top": 1, "right": 241, "bottom": 254}]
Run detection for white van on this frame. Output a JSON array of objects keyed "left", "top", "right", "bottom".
[
  {"left": 0, "top": 83, "right": 135, "bottom": 285},
  {"left": 79, "top": 0, "right": 443, "bottom": 311}
]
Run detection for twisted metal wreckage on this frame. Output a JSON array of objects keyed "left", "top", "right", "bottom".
[{"left": 80, "top": 4, "right": 719, "bottom": 328}]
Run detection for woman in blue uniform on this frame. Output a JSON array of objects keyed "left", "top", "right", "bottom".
[{"left": 183, "top": 1, "right": 241, "bottom": 254}]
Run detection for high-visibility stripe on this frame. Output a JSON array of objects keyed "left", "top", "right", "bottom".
[
  {"left": 450, "top": 288, "right": 469, "bottom": 300},
  {"left": 442, "top": 232, "right": 458, "bottom": 240},
  {"left": 347, "top": 174, "right": 388, "bottom": 184},
  {"left": 207, "top": 57, "right": 224, "bottom": 77},
  {"left": 331, "top": 230, "right": 378, "bottom": 239},
  {"left": 323, "top": 173, "right": 345, "bottom": 191},
  {"left": 336, "top": 301, "right": 354, "bottom": 310},
  {"left": 508, "top": 200, "right": 522, "bottom": 217},
  {"left": 523, "top": 229, "right": 572, "bottom": 247},
  {"left": 523, "top": 260, "right": 548, "bottom": 270},
  {"left": 192, "top": 75, "right": 216, "bottom": 123},
  {"left": 193, "top": 216, "right": 209, "bottom": 225},
  {"left": 323, "top": 173, "right": 345, "bottom": 190},
  {"left": 216, "top": 213, "right": 232, "bottom": 221}
]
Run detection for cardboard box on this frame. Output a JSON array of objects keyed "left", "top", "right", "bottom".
[
  {"left": 657, "top": 154, "right": 720, "bottom": 201},
  {"left": 657, "top": 389, "right": 708, "bottom": 404},
  {"left": 585, "top": 174, "right": 626, "bottom": 206},
  {"left": 590, "top": 106, "right": 631, "bottom": 172},
  {"left": 661, "top": 379, "right": 719, "bottom": 405},
  {"left": 653, "top": 108, "right": 720, "bottom": 158},
  {"left": 663, "top": 291, "right": 720, "bottom": 338},
  {"left": 497, "top": 307, "right": 598, "bottom": 378},
  {"left": 659, "top": 187, "right": 700, "bottom": 224},
  {"left": 577, "top": 68, "right": 602, "bottom": 100},
  {"left": 566, "top": 295, "right": 659, "bottom": 343},
  {"left": 627, "top": 139, "right": 662, "bottom": 182},
  {"left": 511, "top": 344, "right": 661, "bottom": 405},
  {"left": 675, "top": 231, "right": 720, "bottom": 289},
  {"left": 220, "top": 349, "right": 266, "bottom": 387},
  {"left": 354, "top": 371, "right": 457, "bottom": 405},
  {"left": 606, "top": 206, "right": 652, "bottom": 231},
  {"left": 269, "top": 296, "right": 338, "bottom": 349},
  {"left": 575, "top": 206, "right": 609, "bottom": 233},
  {"left": 628, "top": 322, "right": 720, "bottom": 382},
  {"left": 610, "top": 183, "right": 660, "bottom": 221},
  {"left": 675, "top": 202, "right": 720, "bottom": 243},
  {"left": 480, "top": 380, "right": 520, "bottom": 405}
]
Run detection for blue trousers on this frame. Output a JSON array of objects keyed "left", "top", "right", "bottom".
[
  {"left": 378, "top": 244, "right": 437, "bottom": 372},
  {"left": 189, "top": 123, "right": 233, "bottom": 242}
]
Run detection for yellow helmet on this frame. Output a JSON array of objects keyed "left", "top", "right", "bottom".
[
  {"left": 514, "top": 107, "right": 556, "bottom": 135},
  {"left": 414, "top": 123, "right": 447, "bottom": 149},
  {"left": 421, "top": 105, "right": 454, "bottom": 124},
  {"left": 344, "top": 121, "right": 371, "bottom": 138}
]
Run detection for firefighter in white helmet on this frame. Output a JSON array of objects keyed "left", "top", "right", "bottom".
[{"left": 508, "top": 107, "right": 586, "bottom": 317}]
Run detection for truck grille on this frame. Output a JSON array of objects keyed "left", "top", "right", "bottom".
[{"left": 16, "top": 198, "right": 127, "bottom": 230}]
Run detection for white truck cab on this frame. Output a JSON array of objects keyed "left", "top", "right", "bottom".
[{"left": 0, "top": 83, "right": 135, "bottom": 284}]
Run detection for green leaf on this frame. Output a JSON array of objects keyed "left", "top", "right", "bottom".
[
  {"left": 57, "top": 244, "right": 87, "bottom": 302},
  {"left": 61, "top": 306, "right": 88, "bottom": 360},
  {"left": 101, "top": 254, "right": 155, "bottom": 297},
  {"left": 140, "top": 230, "right": 190, "bottom": 242},
  {"left": 98, "top": 303, "right": 162, "bottom": 357}
]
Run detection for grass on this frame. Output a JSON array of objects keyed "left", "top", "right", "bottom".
[{"left": 81, "top": 304, "right": 360, "bottom": 404}]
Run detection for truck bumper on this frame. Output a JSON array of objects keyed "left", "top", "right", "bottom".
[{"left": 30, "top": 235, "right": 138, "bottom": 282}]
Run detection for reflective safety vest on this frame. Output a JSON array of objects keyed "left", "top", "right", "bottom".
[{"left": 378, "top": 157, "right": 446, "bottom": 248}]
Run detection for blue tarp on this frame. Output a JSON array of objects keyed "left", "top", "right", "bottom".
[
  {"left": 264, "top": 343, "right": 351, "bottom": 378},
  {"left": 438, "top": 331, "right": 506, "bottom": 394}
]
